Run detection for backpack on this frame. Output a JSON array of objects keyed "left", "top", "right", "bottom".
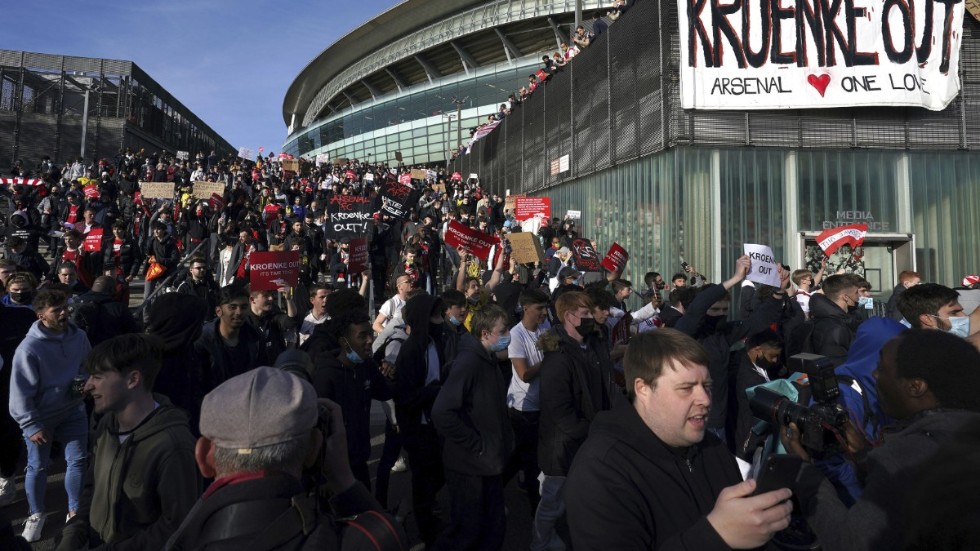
[
  {"left": 784, "top": 319, "right": 816, "bottom": 358},
  {"left": 373, "top": 334, "right": 405, "bottom": 365}
]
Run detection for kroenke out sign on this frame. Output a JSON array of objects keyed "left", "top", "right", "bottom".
[{"left": 678, "top": 0, "right": 966, "bottom": 110}]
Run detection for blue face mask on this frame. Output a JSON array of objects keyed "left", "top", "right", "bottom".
[
  {"left": 858, "top": 296, "right": 873, "bottom": 310},
  {"left": 490, "top": 335, "right": 511, "bottom": 352},
  {"left": 935, "top": 315, "right": 971, "bottom": 338},
  {"left": 448, "top": 315, "right": 462, "bottom": 327},
  {"left": 343, "top": 339, "right": 365, "bottom": 364}
]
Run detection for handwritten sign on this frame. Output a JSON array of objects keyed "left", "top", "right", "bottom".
[
  {"left": 444, "top": 220, "right": 500, "bottom": 261},
  {"left": 281, "top": 159, "right": 300, "bottom": 173},
  {"left": 744, "top": 244, "right": 780, "bottom": 287},
  {"left": 678, "top": 0, "right": 965, "bottom": 110},
  {"left": 238, "top": 147, "right": 254, "bottom": 160},
  {"left": 601, "top": 242, "right": 629, "bottom": 273},
  {"left": 508, "top": 232, "right": 545, "bottom": 264},
  {"left": 348, "top": 237, "right": 369, "bottom": 274},
  {"left": 514, "top": 197, "right": 551, "bottom": 221},
  {"left": 410, "top": 169, "right": 427, "bottom": 181},
  {"left": 572, "top": 238, "right": 602, "bottom": 272},
  {"left": 193, "top": 181, "right": 224, "bottom": 199},
  {"left": 380, "top": 181, "right": 419, "bottom": 219},
  {"left": 249, "top": 251, "right": 301, "bottom": 291},
  {"left": 504, "top": 194, "right": 525, "bottom": 215},
  {"left": 326, "top": 195, "right": 374, "bottom": 238},
  {"left": 140, "top": 182, "right": 175, "bottom": 199}
]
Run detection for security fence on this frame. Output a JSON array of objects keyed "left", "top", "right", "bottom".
[{"left": 452, "top": 0, "right": 980, "bottom": 197}]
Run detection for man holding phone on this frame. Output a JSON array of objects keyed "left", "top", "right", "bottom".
[{"left": 564, "top": 329, "right": 793, "bottom": 550}]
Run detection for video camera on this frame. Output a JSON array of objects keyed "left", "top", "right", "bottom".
[{"left": 749, "top": 353, "right": 849, "bottom": 456}]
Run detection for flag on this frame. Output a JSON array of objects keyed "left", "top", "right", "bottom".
[{"left": 816, "top": 224, "right": 868, "bottom": 255}]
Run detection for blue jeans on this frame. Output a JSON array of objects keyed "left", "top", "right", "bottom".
[
  {"left": 531, "top": 475, "right": 567, "bottom": 551},
  {"left": 23, "top": 408, "right": 88, "bottom": 514}
]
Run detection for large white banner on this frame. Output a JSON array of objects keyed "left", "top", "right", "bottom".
[{"left": 678, "top": 0, "right": 966, "bottom": 110}]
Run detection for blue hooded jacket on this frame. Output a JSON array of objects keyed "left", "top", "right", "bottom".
[{"left": 816, "top": 316, "right": 905, "bottom": 505}]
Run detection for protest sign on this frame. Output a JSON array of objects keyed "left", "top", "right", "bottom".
[
  {"left": 678, "top": 0, "right": 965, "bottom": 111},
  {"left": 601, "top": 242, "right": 630, "bottom": 273},
  {"left": 514, "top": 197, "right": 551, "bottom": 221},
  {"left": 326, "top": 195, "right": 374, "bottom": 239},
  {"left": 398, "top": 173, "right": 412, "bottom": 185},
  {"left": 410, "top": 169, "right": 427, "bottom": 181},
  {"left": 432, "top": 181, "right": 446, "bottom": 194},
  {"left": 140, "top": 182, "right": 175, "bottom": 199},
  {"left": 444, "top": 220, "right": 500, "bottom": 261},
  {"left": 508, "top": 232, "right": 545, "bottom": 264},
  {"left": 83, "top": 185, "right": 99, "bottom": 199},
  {"left": 571, "top": 238, "right": 602, "bottom": 272},
  {"left": 363, "top": 173, "right": 375, "bottom": 182},
  {"left": 193, "top": 181, "right": 224, "bottom": 199},
  {"left": 504, "top": 194, "right": 525, "bottom": 215},
  {"left": 451, "top": 172, "right": 462, "bottom": 181},
  {"left": 238, "top": 147, "right": 254, "bottom": 160},
  {"left": 82, "top": 228, "right": 103, "bottom": 252},
  {"left": 817, "top": 224, "right": 868, "bottom": 255},
  {"left": 347, "top": 237, "right": 369, "bottom": 274},
  {"left": 176, "top": 151, "right": 189, "bottom": 161},
  {"left": 744, "top": 244, "right": 780, "bottom": 287},
  {"left": 249, "top": 251, "right": 302, "bottom": 291},
  {"left": 380, "top": 180, "right": 420, "bottom": 219},
  {"left": 566, "top": 210, "right": 581, "bottom": 220},
  {"left": 315, "top": 153, "right": 330, "bottom": 165},
  {"left": 281, "top": 159, "right": 300, "bottom": 173}
]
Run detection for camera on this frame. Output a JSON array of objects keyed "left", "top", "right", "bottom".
[{"left": 749, "top": 354, "right": 849, "bottom": 455}]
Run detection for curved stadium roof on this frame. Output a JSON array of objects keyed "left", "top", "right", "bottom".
[{"left": 283, "top": 0, "right": 604, "bottom": 131}]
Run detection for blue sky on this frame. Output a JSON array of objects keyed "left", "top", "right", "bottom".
[{"left": 3, "top": 0, "right": 400, "bottom": 153}]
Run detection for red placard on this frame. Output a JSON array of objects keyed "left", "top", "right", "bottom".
[
  {"left": 249, "top": 251, "right": 301, "bottom": 291},
  {"left": 348, "top": 237, "right": 369, "bottom": 274},
  {"left": 444, "top": 220, "right": 500, "bottom": 261},
  {"left": 83, "top": 185, "right": 99, "bottom": 199},
  {"left": 601, "top": 242, "right": 630, "bottom": 273},
  {"left": 398, "top": 173, "right": 412, "bottom": 185},
  {"left": 83, "top": 228, "right": 103, "bottom": 252},
  {"left": 514, "top": 197, "right": 551, "bottom": 221},
  {"left": 451, "top": 172, "right": 463, "bottom": 181}
]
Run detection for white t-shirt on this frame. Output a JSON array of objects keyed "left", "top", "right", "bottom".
[
  {"left": 507, "top": 320, "right": 549, "bottom": 412},
  {"left": 796, "top": 290, "right": 812, "bottom": 315},
  {"left": 299, "top": 311, "right": 328, "bottom": 346},
  {"left": 378, "top": 295, "right": 406, "bottom": 328}
]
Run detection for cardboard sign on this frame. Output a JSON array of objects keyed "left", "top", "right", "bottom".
[
  {"left": 347, "top": 237, "right": 369, "bottom": 274},
  {"left": 380, "top": 180, "right": 420, "bottom": 219},
  {"left": 410, "top": 169, "right": 427, "bottom": 181},
  {"left": 140, "top": 182, "right": 175, "bottom": 199},
  {"left": 571, "top": 238, "right": 602, "bottom": 272},
  {"left": 432, "top": 182, "right": 446, "bottom": 194},
  {"left": 508, "top": 232, "right": 545, "bottom": 264},
  {"left": 744, "top": 244, "right": 780, "bottom": 287},
  {"left": 678, "top": 0, "right": 965, "bottom": 111},
  {"left": 504, "top": 194, "right": 525, "bottom": 215},
  {"left": 514, "top": 197, "right": 551, "bottom": 221},
  {"left": 444, "top": 220, "right": 500, "bottom": 261},
  {"left": 193, "top": 181, "right": 224, "bottom": 199},
  {"left": 601, "top": 242, "right": 629, "bottom": 273},
  {"left": 83, "top": 228, "right": 103, "bottom": 252},
  {"left": 281, "top": 159, "right": 300, "bottom": 173},
  {"left": 326, "top": 195, "right": 374, "bottom": 238},
  {"left": 249, "top": 251, "right": 302, "bottom": 291}
]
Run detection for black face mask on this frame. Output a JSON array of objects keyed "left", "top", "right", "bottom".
[
  {"left": 702, "top": 315, "right": 724, "bottom": 332},
  {"left": 755, "top": 355, "right": 776, "bottom": 372},
  {"left": 575, "top": 318, "right": 596, "bottom": 335},
  {"left": 655, "top": 281, "right": 666, "bottom": 290},
  {"left": 9, "top": 291, "right": 33, "bottom": 304}
]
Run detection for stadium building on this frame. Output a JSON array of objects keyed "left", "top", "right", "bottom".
[
  {"left": 0, "top": 49, "right": 234, "bottom": 169},
  {"left": 281, "top": 0, "right": 610, "bottom": 165}
]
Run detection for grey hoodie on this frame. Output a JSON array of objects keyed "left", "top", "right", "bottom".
[{"left": 8, "top": 320, "right": 91, "bottom": 436}]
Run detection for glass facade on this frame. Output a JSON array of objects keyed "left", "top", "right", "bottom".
[
  {"left": 283, "top": 62, "right": 538, "bottom": 165},
  {"left": 539, "top": 147, "right": 980, "bottom": 294}
]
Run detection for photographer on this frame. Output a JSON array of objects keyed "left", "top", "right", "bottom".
[
  {"left": 164, "top": 367, "right": 401, "bottom": 550},
  {"left": 781, "top": 330, "right": 980, "bottom": 551}
]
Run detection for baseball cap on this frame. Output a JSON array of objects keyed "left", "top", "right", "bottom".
[
  {"left": 558, "top": 266, "right": 582, "bottom": 280},
  {"left": 200, "top": 367, "right": 318, "bottom": 453}
]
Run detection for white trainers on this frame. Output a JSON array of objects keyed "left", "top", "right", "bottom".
[
  {"left": 0, "top": 476, "right": 14, "bottom": 506},
  {"left": 22, "top": 512, "right": 46, "bottom": 543},
  {"left": 390, "top": 456, "right": 408, "bottom": 473}
]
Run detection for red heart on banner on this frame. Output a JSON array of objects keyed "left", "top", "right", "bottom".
[{"left": 807, "top": 74, "right": 831, "bottom": 97}]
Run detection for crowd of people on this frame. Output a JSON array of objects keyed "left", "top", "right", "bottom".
[{"left": 0, "top": 145, "right": 979, "bottom": 551}]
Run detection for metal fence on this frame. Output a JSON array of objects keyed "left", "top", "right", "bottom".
[{"left": 452, "top": 0, "right": 980, "bottom": 196}]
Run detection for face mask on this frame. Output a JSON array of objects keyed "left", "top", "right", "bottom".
[
  {"left": 575, "top": 317, "right": 595, "bottom": 334},
  {"left": 490, "top": 335, "right": 511, "bottom": 352},
  {"left": 448, "top": 315, "right": 462, "bottom": 327},
  {"left": 755, "top": 356, "right": 776, "bottom": 372},
  {"left": 9, "top": 291, "right": 32, "bottom": 303},
  {"left": 342, "top": 339, "right": 364, "bottom": 364},
  {"left": 934, "top": 315, "right": 971, "bottom": 338},
  {"left": 702, "top": 315, "right": 724, "bottom": 332},
  {"left": 858, "top": 296, "right": 874, "bottom": 310}
]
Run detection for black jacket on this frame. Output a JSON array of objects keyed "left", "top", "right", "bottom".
[
  {"left": 312, "top": 353, "right": 391, "bottom": 467},
  {"left": 809, "top": 293, "right": 861, "bottom": 366},
  {"left": 103, "top": 237, "right": 143, "bottom": 279},
  {"left": 537, "top": 325, "right": 625, "bottom": 476},
  {"left": 431, "top": 333, "right": 515, "bottom": 476},
  {"left": 565, "top": 405, "right": 741, "bottom": 550},
  {"left": 393, "top": 294, "right": 446, "bottom": 444},
  {"left": 193, "top": 319, "right": 262, "bottom": 395},
  {"left": 70, "top": 290, "right": 140, "bottom": 346}
]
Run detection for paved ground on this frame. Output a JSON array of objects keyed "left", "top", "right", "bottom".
[{"left": 3, "top": 401, "right": 537, "bottom": 550}]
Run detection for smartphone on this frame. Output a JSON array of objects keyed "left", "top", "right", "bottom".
[
  {"left": 751, "top": 454, "right": 802, "bottom": 496},
  {"left": 681, "top": 261, "right": 691, "bottom": 272}
]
